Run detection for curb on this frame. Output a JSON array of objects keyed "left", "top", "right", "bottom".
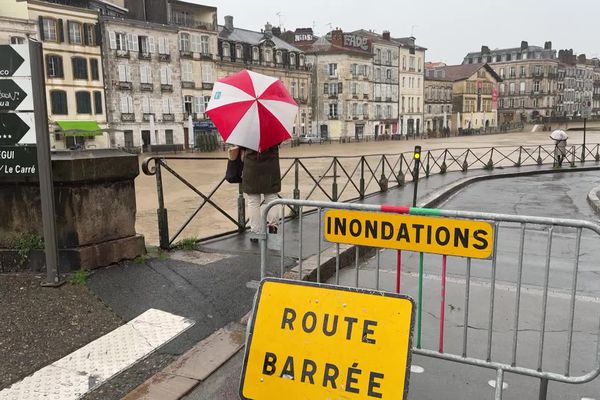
[
  {"left": 123, "top": 321, "right": 246, "bottom": 400},
  {"left": 588, "top": 186, "right": 600, "bottom": 216}
]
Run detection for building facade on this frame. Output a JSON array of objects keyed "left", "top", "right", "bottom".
[
  {"left": 302, "top": 32, "right": 372, "bottom": 140},
  {"left": 397, "top": 37, "right": 425, "bottom": 137},
  {"left": 102, "top": 18, "right": 184, "bottom": 150},
  {"left": 216, "top": 18, "right": 311, "bottom": 139},
  {"left": 557, "top": 61, "right": 594, "bottom": 118},
  {"left": 432, "top": 64, "right": 501, "bottom": 131},
  {"left": 28, "top": 0, "right": 109, "bottom": 149},
  {"left": 463, "top": 42, "right": 558, "bottom": 123},
  {"left": 424, "top": 63, "right": 453, "bottom": 136},
  {"left": 352, "top": 30, "right": 399, "bottom": 136}
]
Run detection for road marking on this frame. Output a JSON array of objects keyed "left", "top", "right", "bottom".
[
  {"left": 0, "top": 309, "right": 194, "bottom": 400},
  {"left": 378, "top": 270, "right": 600, "bottom": 303}
]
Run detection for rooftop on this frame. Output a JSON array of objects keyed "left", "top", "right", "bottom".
[
  {"left": 218, "top": 24, "right": 303, "bottom": 52},
  {"left": 433, "top": 63, "right": 502, "bottom": 82}
]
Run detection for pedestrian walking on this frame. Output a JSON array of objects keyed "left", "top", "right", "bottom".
[
  {"left": 554, "top": 139, "right": 567, "bottom": 167},
  {"left": 241, "top": 145, "right": 281, "bottom": 239}
]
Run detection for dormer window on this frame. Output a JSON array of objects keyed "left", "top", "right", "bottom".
[
  {"left": 264, "top": 48, "right": 272, "bottom": 63},
  {"left": 252, "top": 46, "right": 259, "bottom": 61},
  {"left": 223, "top": 42, "right": 230, "bottom": 57},
  {"left": 235, "top": 44, "right": 242, "bottom": 59},
  {"left": 299, "top": 54, "right": 305, "bottom": 67},
  {"left": 276, "top": 50, "right": 282, "bottom": 64},
  {"left": 290, "top": 52, "right": 296, "bottom": 66}
]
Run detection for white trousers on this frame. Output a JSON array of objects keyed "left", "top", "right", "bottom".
[{"left": 245, "top": 193, "right": 280, "bottom": 234}]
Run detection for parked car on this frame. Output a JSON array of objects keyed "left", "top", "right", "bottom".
[{"left": 299, "top": 134, "right": 323, "bottom": 144}]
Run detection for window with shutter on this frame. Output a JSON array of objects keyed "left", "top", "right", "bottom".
[
  {"left": 67, "top": 21, "right": 82, "bottom": 44},
  {"left": 338, "top": 82, "right": 343, "bottom": 93},
  {"left": 149, "top": 36, "right": 155, "bottom": 53},
  {"left": 46, "top": 55, "right": 63, "bottom": 78},
  {"left": 201, "top": 36, "right": 209, "bottom": 54},
  {"left": 50, "top": 90, "right": 68, "bottom": 114},
  {"left": 57, "top": 19, "right": 64, "bottom": 42},
  {"left": 75, "top": 91, "right": 92, "bottom": 114},
  {"left": 141, "top": 97, "right": 151, "bottom": 113},
  {"left": 323, "top": 83, "right": 328, "bottom": 94},
  {"left": 72, "top": 57, "right": 88, "bottom": 80},
  {"left": 41, "top": 18, "right": 58, "bottom": 42},
  {"left": 182, "top": 62, "right": 193, "bottom": 82},
  {"left": 90, "top": 59, "right": 99, "bottom": 80}
]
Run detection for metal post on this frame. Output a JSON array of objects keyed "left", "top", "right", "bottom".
[
  {"left": 359, "top": 156, "right": 365, "bottom": 198},
  {"left": 30, "top": 40, "right": 61, "bottom": 287},
  {"left": 155, "top": 161, "right": 170, "bottom": 249},
  {"left": 293, "top": 159, "right": 300, "bottom": 216},
  {"left": 237, "top": 183, "right": 246, "bottom": 232},
  {"left": 332, "top": 157, "right": 338, "bottom": 202},
  {"left": 538, "top": 378, "right": 548, "bottom": 400},
  {"left": 582, "top": 117, "right": 587, "bottom": 162}
]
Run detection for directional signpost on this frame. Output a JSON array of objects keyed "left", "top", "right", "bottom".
[{"left": 0, "top": 42, "right": 60, "bottom": 285}]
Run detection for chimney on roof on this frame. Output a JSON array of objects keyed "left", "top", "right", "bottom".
[
  {"left": 521, "top": 41, "right": 528, "bottom": 50},
  {"left": 382, "top": 30, "right": 390, "bottom": 40},
  {"left": 331, "top": 29, "right": 343, "bottom": 46},
  {"left": 481, "top": 45, "right": 490, "bottom": 54},
  {"left": 224, "top": 15, "right": 234, "bottom": 31},
  {"left": 264, "top": 22, "right": 273, "bottom": 38},
  {"left": 544, "top": 41, "right": 552, "bottom": 50},
  {"left": 407, "top": 36, "right": 415, "bottom": 46}
]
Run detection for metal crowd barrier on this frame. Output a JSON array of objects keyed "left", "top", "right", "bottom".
[{"left": 259, "top": 198, "right": 600, "bottom": 400}]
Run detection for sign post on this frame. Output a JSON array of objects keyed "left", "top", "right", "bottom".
[
  {"left": 0, "top": 41, "right": 60, "bottom": 286},
  {"left": 582, "top": 100, "right": 591, "bottom": 162},
  {"left": 29, "top": 41, "right": 61, "bottom": 286},
  {"left": 240, "top": 279, "right": 415, "bottom": 400}
]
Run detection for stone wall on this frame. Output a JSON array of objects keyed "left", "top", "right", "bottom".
[{"left": 0, "top": 149, "right": 145, "bottom": 272}]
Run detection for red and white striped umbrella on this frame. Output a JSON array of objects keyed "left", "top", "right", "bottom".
[{"left": 206, "top": 70, "right": 298, "bottom": 152}]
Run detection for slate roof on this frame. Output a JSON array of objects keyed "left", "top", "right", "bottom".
[
  {"left": 218, "top": 25, "right": 302, "bottom": 52},
  {"left": 435, "top": 63, "right": 502, "bottom": 82},
  {"left": 465, "top": 45, "right": 547, "bottom": 58},
  {"left": 302, "top": 36, "right": 372, "bottom": 57}
]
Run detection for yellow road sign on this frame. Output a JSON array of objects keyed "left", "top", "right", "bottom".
[
  {"left": 324, "top": 209, "right": 494, "bottom": 259},
  {"left": 240, "top": 279, "right": 415, "bottom": 400}
]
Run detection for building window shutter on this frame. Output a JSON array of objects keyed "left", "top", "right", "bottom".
[
  {"left": 338, "top": 82, "right": 343, "bottom": 93},
  {"left": 131, "top": 34, "right": 139, "bottom": 52},
  {"left": 57, "top": 19, "right": 64, "bottom": 43},
  {"left": 38, "top": 16, "right": 45, "bottom": 41},
  {"left": 148, "top": 36, "right": 155, "bottom": 53},
  {"left": 83, "top": 23, "right": 90, "bottom": 46},
  {"left": 109, "top": 31, "right": 116, "bottom": 49},
  {"left": 94, "top": 23, "right": 101, "bottom": 46},
  {"left": 323, "top": 83, "right": 328, "bottom": 94}
]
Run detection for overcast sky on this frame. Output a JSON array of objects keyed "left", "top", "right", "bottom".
[{"left": 193, "top": 0, "right": 599, "bottom": 63}]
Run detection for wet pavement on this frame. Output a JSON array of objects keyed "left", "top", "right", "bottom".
[{"left": 187, "top": 169, "right": 600, "bottom": 400}]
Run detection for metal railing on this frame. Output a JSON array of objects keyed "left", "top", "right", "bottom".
[
  {"left": 142, "top": 143, "right": 600, "bottom": 248},
  {"left": 259, "top": 198, "right": 600, "bottom": 399}
]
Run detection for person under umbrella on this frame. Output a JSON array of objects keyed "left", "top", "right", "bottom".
[
  {"left": 550, "top": 130, "right": 568, "bottom": 167},
  {"left": 207, "top": 70, "right": 298, "bottom": 240}
]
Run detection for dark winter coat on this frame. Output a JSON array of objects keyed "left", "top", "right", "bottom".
[{"left": 241, "top": 146, "right": 281, "bottom": 194}]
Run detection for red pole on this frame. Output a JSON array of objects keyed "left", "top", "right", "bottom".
[
  {"left": 439, "top": 255, "right": 447, "bottom": 353},
  {"left": 396, "top": 250, "right": 401, "bottom": 293}
]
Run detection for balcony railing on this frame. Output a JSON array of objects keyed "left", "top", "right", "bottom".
[
  {"left": 159, "top": 53, "right": 171, "bottom": 62},
  {"left": 116, "top": 49, "right": 130, "bottom": 59},
  {"left": 121, "top": 113, "right": 135, "bottom": 122},
  {"left": 138, "top": 52, "right": 151, "bottom": 61},
  {"left": 161, "top": 84, "right": 173, "bottom": 92},
  {"left": 328, "top": 115, "right": 338, "bottom": 120},
  {"left": 202, "top": 82, "right": 214, "bottom": 90},
  {"left": 118, "top": 81, "right": 132, "bottom": 90},
  {"left": 182, "top": 81, "right": 196, "bottom": 89},
  {"left": 140, "top": 83, "right": 153, "bottom": 92},
  {"left": 170, "top": 16, "right": 215, "bottom": 31},
  {"left": 142, "top": 113, "right": 155, "bottom": 122},
  {"left": 163, "top": 113, "right": 175, "bottom": 122},
  {"left": 180, "top": 50, "right": 193, "bottom": 59}
]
